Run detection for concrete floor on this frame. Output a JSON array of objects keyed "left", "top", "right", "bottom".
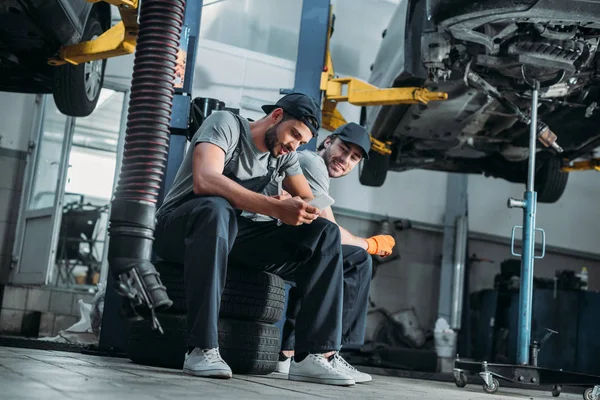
[{"left": 0, "top": 346, "right": 585, "bottom": 400}]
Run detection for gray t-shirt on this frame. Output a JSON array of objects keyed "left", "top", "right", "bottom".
[
  {"left": 156, "top": 111, "right": 302, "bottom": 219},
  {"left": 249, "top": 150, "right": 331, "bottom": 222}
]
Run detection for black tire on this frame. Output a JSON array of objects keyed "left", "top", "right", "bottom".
[
  {"left": 156, "top": 262, "right": 286, "bottom": 324},
  {"left": 584, "top": 387, "right": 597, "bottom": 400},
  {"left": 552, "top": 385, "right": 562, "bottom": 397},
  {"left": 218, "top": 319, "right": 280, "bottom": 375},
  {"left": 455, "top": 372, "right": 467, "bottom": 388},
  {"left": 127, "top": 314, "right": 280, "bottom": 375},
  {"left": 53, "top": 7, "right": 107, "bottom": 117},
  {"left": 359, "top": 150, "right": 390, "bottom": 187},
  {"left": 482, "top": 378, "right": 499, "bottom": 394},
  {"left": 535, "top": 157, "right": 569, "bottom": 204},
  {"left": 221, "top": 269, "right": 285, "bottom": 324}
]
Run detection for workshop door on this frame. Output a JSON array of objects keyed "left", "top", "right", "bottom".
[{"left": 11, "top": 97, "right": 74, "bottom": 285}]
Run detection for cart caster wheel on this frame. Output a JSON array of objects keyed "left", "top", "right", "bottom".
[
  {"left": 584, "top": 388, "right": 598, "bottom": 400},
  {"left": 483, "top": 378, "right": 499, "bottom": 394},
  {"left": 552, "top": 385, "right": 562, "bottom": 397},
  {"left": 455, "top": 372, "right": 467, "bottom": 388}
]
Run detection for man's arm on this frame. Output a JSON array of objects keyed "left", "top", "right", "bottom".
[
  {"left": 319, "top": 206, "right": 396, "bottom": 256},
  {"left": 192, "top": 143, "right": 317, "bottom": 225},
  {"left": 282, "top": 173, "right": 315, "bottom": 201},
  {"left": 318, "top": 206, "right": 368, "bottom": 249}
]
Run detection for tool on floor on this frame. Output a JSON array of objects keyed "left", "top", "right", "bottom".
[{"left": 453, "top": 72, "right": 600, "bottom": 400}]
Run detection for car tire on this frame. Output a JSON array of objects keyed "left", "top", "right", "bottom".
[
  {"left": 128, "top": 314, "right": 280, "bottom": 375},
  {"left": 52, "top": 8, "right": 106, "bottom": 117},
  {"left": 359, "top": 150, "right": 390, "bottom": 187},
  {"left": 156, "top": 261, "right": 286, "bottom": 324},
  {"left": 218, "top": 318, "right": 280, "bottom": 375},
  {"left": 535, "top": 157, "right": 569, "bottom": 204}
]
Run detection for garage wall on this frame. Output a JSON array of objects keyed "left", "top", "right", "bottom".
[
  {"left": 0, "top": 93, "right": 38, "bottom": 283},
  {"left": 469, "top": 172, "right": 600, "bottom": 255},
  {"left": 331, "top": 169, "right": 600, "bottom": 255},
  {"left": 105, "top": 39, "right": 297, "bottom": 121},
  {"left": 335, "top": 211, "right": 600, "bottom": 332}
]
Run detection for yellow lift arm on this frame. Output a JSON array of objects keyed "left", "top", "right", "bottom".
[
  {"left": 48, "top": 0, "right": 139, "bottom": 66},
  {"left": 562, "top": 159, "right": 600, "bottom": 172},
  {"left": 319, "top": 8, "right": 448, "bottom": 155}
]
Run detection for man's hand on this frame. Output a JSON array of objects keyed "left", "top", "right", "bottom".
[
  {"left": 270, "top": 190, "right": 292, "bottom": 201},
  {"left": 275, "top": 196, "right": 320, "bottom": 226},
  {"left": 365, "top": 235, "right": 396, "bottom": 257}
]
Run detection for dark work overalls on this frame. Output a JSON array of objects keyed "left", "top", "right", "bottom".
[
  {"left": 281, "top": 244, "right": 373, "bottom": 351},
  {"left": 153, "top": 113, "right": 345, "bottom": 353}
]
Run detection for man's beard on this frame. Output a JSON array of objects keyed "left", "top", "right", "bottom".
[
  {"left": 265, "top": 124, "right": 280, "bottom": 157},
  {"left": 324, "top": 149, "right": 345, "bottom": 177}
]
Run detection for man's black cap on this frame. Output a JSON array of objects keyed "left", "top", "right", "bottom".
[
  {"left": 332, "top": 122, "right": 371, "bottom": 160},
  {"left": 261, "top": 93, "right": 321, "bottom": 138}
]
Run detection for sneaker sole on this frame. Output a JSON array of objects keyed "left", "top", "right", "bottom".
[
  {"left": 288, "top": 373, "right": 355, "bottom": 386},
  {"left": 183, "top": 367, "right": 232, "bottom": 379},
  {"left": 353, "top": 376, "right": 372, "bottom": 383}
]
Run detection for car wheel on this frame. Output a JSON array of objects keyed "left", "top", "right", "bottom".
[
  {"left": 359, "top": 149, "right": 390, "bottom": 187},
  {"left": 53, "top": 8, "right": 106, "bottom": 117},
  {"left": 535, "top": 156, "right": 569, "bottom": 204}
]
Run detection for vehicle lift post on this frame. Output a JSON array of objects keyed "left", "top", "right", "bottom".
[{"left": 453, "top": 80, "right": 600, "bottom": 399}]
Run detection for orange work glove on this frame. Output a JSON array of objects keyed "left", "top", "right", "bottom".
[{"left": 365, "top": 235, "right": 396, "bottom": 256}]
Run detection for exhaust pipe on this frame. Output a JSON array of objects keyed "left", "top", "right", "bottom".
[{"left": 107, "top": 0, "right": 186, "bottom": 333}]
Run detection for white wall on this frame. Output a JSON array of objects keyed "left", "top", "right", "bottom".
[
  {"left": 0, "top": 92, "right": 39, "bottom": 282},
  {"left": 329, "top": 168, "right": 449, "bottom": 225},
  {"left": 105, "top": 39, "right": 296, "bottom": 120},
  {"left": 469, "top": 172, "right": 600, "bottom": 254},
  {"left": 0, "top": 92, "right": 38, "bottom": 152}
]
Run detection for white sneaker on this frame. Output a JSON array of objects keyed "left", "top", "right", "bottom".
[
  {"left": 182, "top": 348, "right": 232, "bottom": 379},
  {"left": 331, "top": 353, "right": 372, "bottom": 383},
  {"left": 275, "top": 357, "right": 291, "bottom": 374},
  {"left": 288, "top": 354, "right": 355, "bottom": 386}
]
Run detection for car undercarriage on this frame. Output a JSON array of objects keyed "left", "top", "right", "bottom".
[{"left": 361, "top": 0, "right": 600, "bottom": 203}]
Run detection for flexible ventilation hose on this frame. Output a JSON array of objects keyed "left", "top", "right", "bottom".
[{"left": 107, "top": 0, "right": 186, "bottom": 320}]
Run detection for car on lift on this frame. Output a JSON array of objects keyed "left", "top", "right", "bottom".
[
  {"left": 0, "top": 1, "right": 112, "bottom": 117},
  {"left": 360, "top": 0, "right": 600, "bottom": 203}
]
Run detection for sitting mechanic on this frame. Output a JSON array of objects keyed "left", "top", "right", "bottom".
[
  {"left": 258, "top": 122, "right": 396, "bottom": 383},
  {"left": 153, "top": 93, "right": 361, "bottom": 386}
]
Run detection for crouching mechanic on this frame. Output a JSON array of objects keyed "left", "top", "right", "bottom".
[
  {"left": 267, "top": 123, "right": 397, "bottom": 382},
  {"left": 153, "top": 93, "right": 364, "bottom": 386}
]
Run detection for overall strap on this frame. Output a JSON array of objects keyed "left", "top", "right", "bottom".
[{"left": 222, "top": 112, "right": 244, "bottom": 178}]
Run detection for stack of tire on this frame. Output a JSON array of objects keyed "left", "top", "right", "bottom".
[{"left": 128, "top": 261, "right": 286, "bottom": 375}]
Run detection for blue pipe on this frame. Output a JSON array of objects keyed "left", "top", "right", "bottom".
[
  {"left": 516, "top": 84, "right": 540, "bottom": 365},
  {"left": 517, "top": 191, "right": 537, "bottom": 364}
]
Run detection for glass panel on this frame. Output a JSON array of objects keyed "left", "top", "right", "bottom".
[
  {"left": 53, "top": 89, "right": 125, "bottom": 288},
  {"left": 27, "top": 97, "right": 69, "bottom": 210}
]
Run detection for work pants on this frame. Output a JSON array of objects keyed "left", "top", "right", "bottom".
[
  {"left": 281, "top": 245, "right": 372, "bottom": 351},
  {"left": 153, "top": 196, "right": 344, "bottom": 353}
]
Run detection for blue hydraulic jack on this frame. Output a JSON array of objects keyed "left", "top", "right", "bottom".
[{"left": 453, "top": 77, "right": 600, "bottom": 399}]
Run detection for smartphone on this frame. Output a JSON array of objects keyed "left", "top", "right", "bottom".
[{"left": 309, "top": 193, "right": 335, "bottom": 210}]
